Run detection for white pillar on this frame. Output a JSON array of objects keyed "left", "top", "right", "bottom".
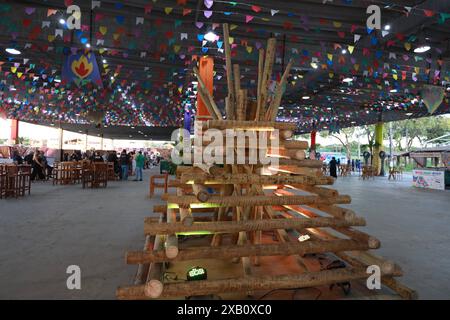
[{"left": 84, "top": 130, "right": 88, "bottom": 152}]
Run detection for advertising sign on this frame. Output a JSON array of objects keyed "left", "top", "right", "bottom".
[{"left": 412, "top": 170, "right": 445, "bottom": 190}]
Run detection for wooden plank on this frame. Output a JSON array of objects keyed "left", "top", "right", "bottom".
[
  {"left": 126, "top": 239, "right": 369, "bottom": 264},
  {"left": 161, "top": 194, "right": 352, "bottom": 207},
  {"left": 143, "top": 216, "right": 366, "bottom": 235},
  {"left": 202, "top": 120, "right": 297, "bottom": 131},
  {"left": 180, "top": 173, "right": 333, "bottom": 185},
  {"left": 117, "top": 267, "right": 387, "bottom": 299}
]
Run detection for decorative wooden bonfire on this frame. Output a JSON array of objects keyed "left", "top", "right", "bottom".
[{"left": 117, "top": 24, "right": 416, "bottom": 300}]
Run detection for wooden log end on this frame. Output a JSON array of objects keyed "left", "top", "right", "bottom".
[
  {"left": 182, "top": 216, "right": 194, "bottom": 226},
  {"left": 368, "top": 237, "right": 381, "bottom": 249},
  {"left": 196, "top": 191, "right": 211, "bottom": 203},
  {"left": 353, "top": 217, "right": 366, "bottom": 225},
  {"left": 281, "top": 130, "right": 293, "bottom": 139},
  {"left": 343, "top": 211, "right": 356, "bottom": 221},
  {"left": 144, "top": 280, "right": 164, "bottom": 299},
  {"left": 165, "top": 246, "right": 179, "bottom": 259},
  {"left": 381, "top": 260, "right": 397, "bottom": 275}
]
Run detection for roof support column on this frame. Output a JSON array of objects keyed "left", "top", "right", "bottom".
[
  {"left": 58, "top": 125, "right": 64, "bottom": 162},
  {"left": 10, "top": 119, "right": 19, "bottom": 145},
  {"left": 373, "top": 122, "right": 384, "bottom": 176},
  {"left": 310, "top": 130, "right": 317, "bottom": 159}
]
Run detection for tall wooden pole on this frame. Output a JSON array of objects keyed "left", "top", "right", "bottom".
[{"left": 197, "top": 56, "right": 214, "bottom": 121}]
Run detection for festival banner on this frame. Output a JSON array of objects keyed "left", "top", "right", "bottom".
[{"left": 62, "top": 52, "right": 103, "bottom": 87}]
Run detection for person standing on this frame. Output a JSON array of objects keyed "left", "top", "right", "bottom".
[
  {"left": 329, "top": 157, "right": 338, "bottom": 179},
  {"left": 31, "top": 150, "right": 46, "bottom": 181},
  {"left": 93, "top": 151, "right": 104, "bottom": 162},
  {"left": 134, "top": 151, "right": 145, "bottom": 181},
  {"left": 119, "top": 150, "right": 130, "bottom": 180},
  {"left": 131, "top": 151, "right": 136, "bottom": 176}
]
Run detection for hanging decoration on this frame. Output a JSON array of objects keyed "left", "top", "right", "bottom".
[
  {"left": 421, "top": 84, "right": 445, "bottom": 114},
  {"left": 62, "top": 52, "right": 103, "bottom": 87}
]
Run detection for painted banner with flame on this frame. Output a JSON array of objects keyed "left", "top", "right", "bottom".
[{"left": 62, "top": 52, "right": 103, "bottom": 87}]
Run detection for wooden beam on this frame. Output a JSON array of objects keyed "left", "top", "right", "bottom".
[
  {"left": 267, "top": 59, "right": 293, "bottom": 121},
  {"left": 282, "top": 140, "right": 309, "bottom": 149},
  {"left": 133, "top": 235, "right": 152, "bottom": 285},
  {"left": 126, "top": 239, "right": 369, "bottom": 264},
  {"left": 286, "top": 184, "right": 339, "bottom": 198},
  {"left": 153, "top": 205, "right": 215, "bottom": 214},
  {"left": 277, "top": 158, "right": 324, "bottom": 168},
  {"left": 258, "top": 38, "right": 276, "bottom": 121},
  {"left": 193, "top": 66, "right": 222, "bottom": 119},
  {"left": 180, "top": 173, "right": 333, "bottom": 185},
  {"left": 202, "top": 120, "right": 297, "bottom": 131},
  {"left": 117, "top": 267, "right": 385, "bottom": 299},
  {"left": 164, "top": 209, "right": 178, "bottom": 259},
  {"left": 256, "top": 48, "right": 264, "bottom": 120},
  {"left": 222, "top": 23, "right": 235, "bottom": 120},
  {"left": 161, "top": 194, "right": 351, "bottom": 207},
  {"left": 142, "top": 216, "right": 366, "bottom": 236}
]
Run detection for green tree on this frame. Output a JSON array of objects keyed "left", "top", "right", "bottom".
[
  {"left": 360, "top": 124, "right": 376, "bottom": 155},
  {"left": 320, "top": 127, "right": 355, "bottom": 159},
  {"left": 423, "top": 116, "right": 450, "bottom": 141},
  {"left": 390, "top": 116, "right": 449, "bottom": 151}
]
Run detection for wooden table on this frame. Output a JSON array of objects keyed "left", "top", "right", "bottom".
[
  {"left": 0, "top": 164, "right": 32, "bottom": 198},
  {"left": 361, "top": 166, "right": 375, "bottom": 180},
  {"left": 53, "top": 161, "right": 83, "bottom": 185},
  {"left": 340, "top": 165, "right": 351, "bottom": 177},
  {"left": 388, "top": 168, "right": 402, "bottom": 180},
  {"left": 82, "top": 162, "right": 108, "bottom": 188}
]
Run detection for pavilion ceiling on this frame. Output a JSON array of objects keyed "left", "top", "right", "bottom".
[{"left": 0, "top": 0, "right": 449, "bottom": 136}]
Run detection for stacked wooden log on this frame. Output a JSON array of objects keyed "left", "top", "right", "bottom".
[{"left": 117, "top": 24, "right": 416, "bottom": 300}]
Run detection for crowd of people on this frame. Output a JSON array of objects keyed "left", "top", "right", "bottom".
[
  {"left": 10, "top": 148, "right": 162, "bottom": 182},
  {"left": 327, "top": 157, "right": 362, "bottom": 179},
  {"left": 62, "top": 149, "right": 162, "bottom": 181},
  {"left": 11, "top": 149, "right": 53, "bottom": 181}
]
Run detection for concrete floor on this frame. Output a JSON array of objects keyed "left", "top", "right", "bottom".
[
  {"left": 0, "top": 169, "right": 449, "bottom": 299},
  {"left": 332, "top": 174, "right": 450, "bottom": 299},
  {"left": 0, "top": 167, "right": 163, "bottom": 299}
]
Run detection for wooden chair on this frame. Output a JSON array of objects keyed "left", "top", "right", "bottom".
[
  {"left": 49, "top": 161, "right": 59, "bottom": 183},
  {"left": 83, "top": 163, "right": 108, "bottom": 188},
  {"left": 340, "top": 165, "right": 350, "bottom": 177},
  {"left": 361, "top": 166, "right": 375, "bottom": 180},
  {"left": 149, "top": 173, "right": 169, "bottom": 197},
  {"left": 53, "top": 162, "right": 70, "bottom": 185},
  {"left": 388, "top": 168, "right": 398, "bottom": 180},
  {"left": 18, "top": 165, "right": 32, "bottom": 196},
  {"left": 107, "top": 162, "right": 117, "bottom": 181},
  {"left": 6, "top": 165, "right": 21, "bottom": 198},
  {"left": 92, "top": 163, "right": 108, "bottom": 188},
  {"left": 396, "top": 168, "right": 403, "bottom": 180},
  {"left": 81, "top": 163, "right": 92, "bottom": 189},
  {"left": 0, "top": 165, "right": 7, "bottom": 199}
]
